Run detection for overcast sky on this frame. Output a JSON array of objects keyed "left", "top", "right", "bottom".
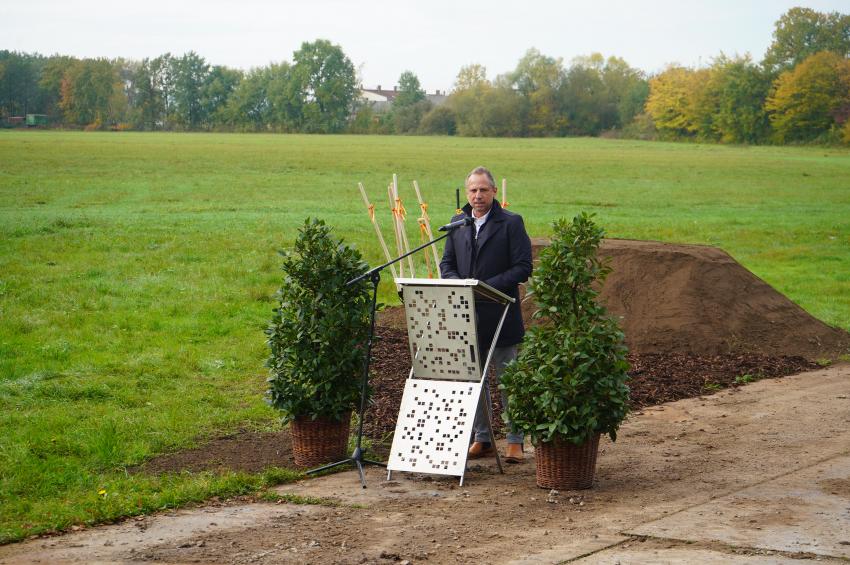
[{"left": 3, "top": 1, "right": 847, "bottom": 92}]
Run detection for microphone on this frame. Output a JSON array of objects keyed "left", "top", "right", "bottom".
[{"left": 438, "top": 216, "right": 474, "bottom": 232}]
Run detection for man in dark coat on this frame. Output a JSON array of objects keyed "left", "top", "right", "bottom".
[{"left": 439, "top": 166, "right": 532, "bottom": 463}]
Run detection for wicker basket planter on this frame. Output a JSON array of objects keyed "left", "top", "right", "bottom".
[
  {"left": 290, "top": 412, "right": 351, "bottom": 468},
  {"left": 535, "top": 433, "right": 601, "bottom": 490}
]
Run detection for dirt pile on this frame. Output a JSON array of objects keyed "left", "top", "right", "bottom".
[
  {"left": 525, "top": 238, "right": 850, "bottom": 360},
  {"left": 379, "top": 238, "right": 849, "bottom": 360}
]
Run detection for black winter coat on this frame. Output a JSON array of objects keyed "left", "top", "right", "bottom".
[{"left": 439, "top": 201, "right": 533, "bottom": 349}]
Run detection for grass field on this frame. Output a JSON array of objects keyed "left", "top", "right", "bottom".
[{"left": 1, "top": 131, "right": 849, "bottom": 543}]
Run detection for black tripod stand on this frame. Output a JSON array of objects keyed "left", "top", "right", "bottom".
[{"left": 306, "top": 217, "right": 471, "bottom": 487}]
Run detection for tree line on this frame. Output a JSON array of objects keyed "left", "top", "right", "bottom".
[{"left": 1, "top": 7, "right": 848, "bottom": 144}]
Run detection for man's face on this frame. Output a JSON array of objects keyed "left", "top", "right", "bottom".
[{"left": 466, "top": 173, "right": 497, "bottom": 217}]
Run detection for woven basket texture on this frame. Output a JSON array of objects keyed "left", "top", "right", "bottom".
[
  {"left": 535, "top": 433, "right": 600, "bottom": 490},
  {"left": 290, "top": 413, "right": 351, "bottom": 468}
]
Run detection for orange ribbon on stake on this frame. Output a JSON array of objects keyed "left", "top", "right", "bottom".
[
  {"left": 388, "top": 183, "right": 404, "bottom": 277},
  {"left": 391, "top": 174, "right": 416, "bottom": 277},
  {"left": 358, "top": 182, "right": 397, "bottom": 280},
  {"left": 412, "top": 180, "right": 441, "bottom": 277}
]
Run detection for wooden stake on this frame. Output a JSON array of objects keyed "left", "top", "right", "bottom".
[
  {"left": 358, "top": 182, "right": 397, "bottom": 280},
  {"left": 413, "top": 180, "right": 441, "bottom": 277},
  {"left": 388, "top": 183, "right": 404, "bottom": 277},
  {"left": 418, "top": 218, "right": 434, "bottom": 278},
  {"left": 393, "top": 174, "right": 416, "bottom": 277}
]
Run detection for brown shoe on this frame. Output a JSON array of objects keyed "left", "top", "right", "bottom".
[
  {"left": 504, "top": 443, "right": 524, "bottom": 464},
  {"left": 468, "top": 442, "right": 496, "bottom": 459}
]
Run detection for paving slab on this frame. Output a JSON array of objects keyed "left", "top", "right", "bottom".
[
  {"left": 572, "top": 543, "right": 846, "bottom": 564},
  {"left": 505, "top": 534, "right": 627, "bottom": 564},
  {"left": 629, "top": 454, "right": 850, "bottom": 559}
]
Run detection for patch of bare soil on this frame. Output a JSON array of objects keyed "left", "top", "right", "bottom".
[{"left": 134, "top": 430, "right": 294, "bottom": 475}]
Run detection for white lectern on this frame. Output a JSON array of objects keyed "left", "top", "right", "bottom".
[{"left": 386, "top": 278, "right": 515, "bottom": 485}]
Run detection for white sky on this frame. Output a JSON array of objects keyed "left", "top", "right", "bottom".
[{"left": 3, "top": 0, "right": 848, "bottom": 92}]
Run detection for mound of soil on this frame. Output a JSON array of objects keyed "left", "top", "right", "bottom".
[{"left": 563, "top": 238, "right": 849, "bottom": 359}]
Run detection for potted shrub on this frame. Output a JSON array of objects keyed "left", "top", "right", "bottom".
[
  {"left": 500, "top": 213, "right": 630, "bottom": 489},
  {"left": 266, "top": 218, "right": 372, "bottom": 467}
]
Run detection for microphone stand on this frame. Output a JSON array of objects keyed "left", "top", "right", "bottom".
[{"left": 306, "top": 224, "right": 465, "bottom": 487}]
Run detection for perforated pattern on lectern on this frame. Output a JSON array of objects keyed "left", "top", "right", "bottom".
[
  {"left": 386, "top": 379, "right": 481, "bottom": 475},
  {"left": 404, "top": 286, "right": 479, "bottom": 381}
]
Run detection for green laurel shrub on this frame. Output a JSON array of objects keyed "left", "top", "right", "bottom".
[
  {"left": 500, "top": 213, "right": 630, "bottom": 445},
  {"left": 266, "top": 218, "right": 371, "bottom": 424}
]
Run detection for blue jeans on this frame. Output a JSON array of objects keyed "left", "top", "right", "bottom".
[{"left": 473, "top": 344, "right": 523, "bottom": 445}]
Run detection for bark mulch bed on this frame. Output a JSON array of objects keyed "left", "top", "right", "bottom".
[{"left": 361, "top": 327, "right": 818, "bottom": 443}]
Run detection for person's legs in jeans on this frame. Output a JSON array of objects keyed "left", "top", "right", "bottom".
[{"left": 472, "top": 344, "right": 522, "bottom": 444}]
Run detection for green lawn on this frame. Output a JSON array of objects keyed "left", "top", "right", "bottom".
[{"left": 1, "top": 131, "right": 848, "bottom": 542}]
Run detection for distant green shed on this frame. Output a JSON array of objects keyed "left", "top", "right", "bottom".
[{"left": 26, "top": 114, "right": 48, "bottom": 127}]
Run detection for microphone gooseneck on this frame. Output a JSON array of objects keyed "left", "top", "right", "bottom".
[{"left": 438, "top": 216, "right": 474, "bottom": 232}]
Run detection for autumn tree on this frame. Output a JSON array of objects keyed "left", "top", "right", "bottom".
[
  {"left": 59, "top": 58, "right": 125, "bottom": 126},
  {"left": 449, "top": 64, "right": 496, "bottom": 136},
  {"left": 764, "top": 7, "right": 850, "bottom": 72},
  {"left": 454, "top": 64, "right": 489, "bottom": 91},
  {"left": 765, "top": 51, "right": 850, "bottom": 142},
  {"left": 645, "top": 65, "right": 710, "bottom": 138},
  {"left": 38, "top": 55, "right": 75, "bottom": 121}
]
